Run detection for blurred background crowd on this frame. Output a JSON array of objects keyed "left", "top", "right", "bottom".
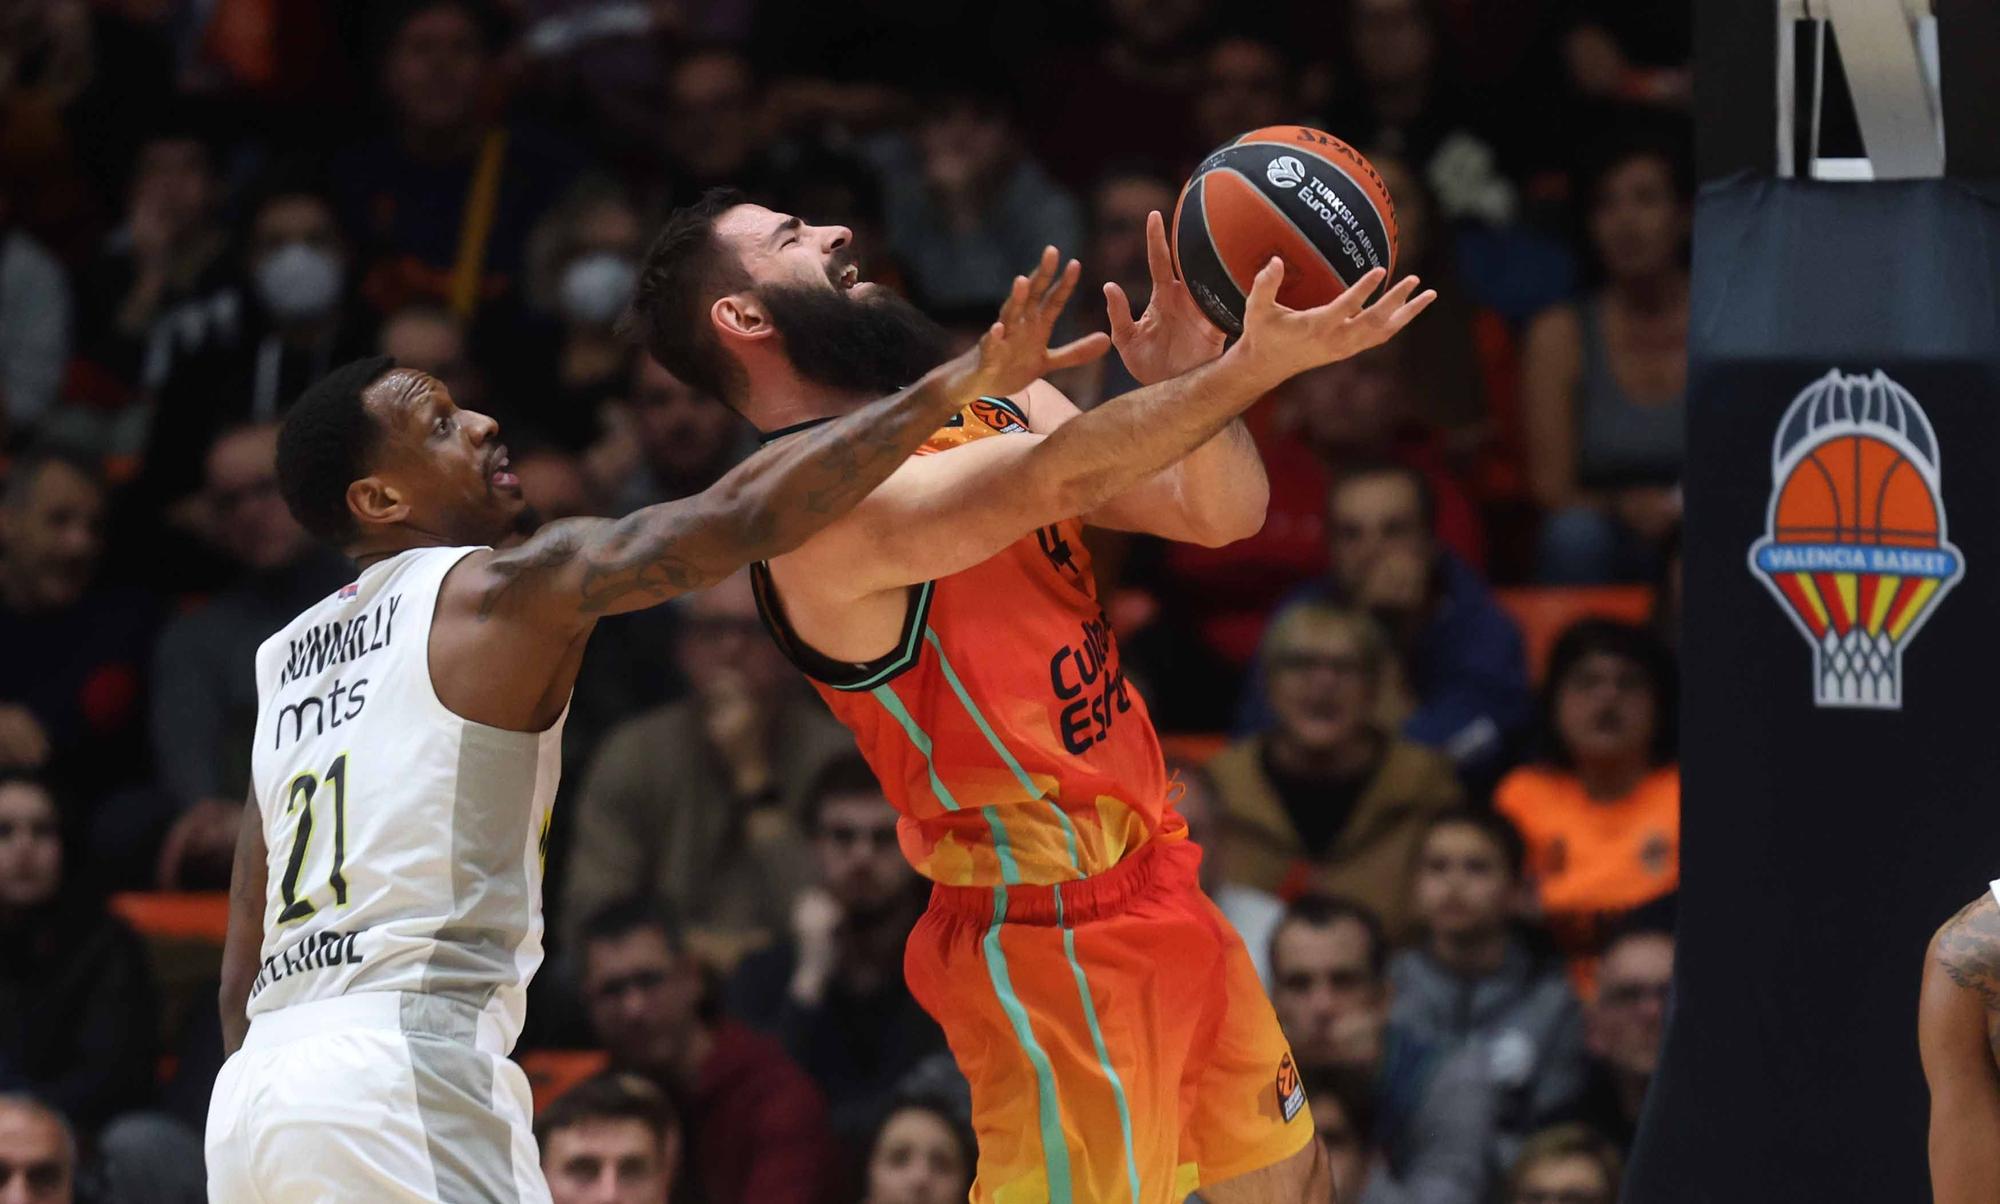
[{"left": 0, "top": 0, "right": 1690, "bottom": 1200}]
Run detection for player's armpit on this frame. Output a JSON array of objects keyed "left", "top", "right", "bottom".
[
  {"left": 1920, "top": 896, "right": 2000, "bottom": 1204},
  {"left": 219, "top": 792, "right": 267, "bottom": 1056}
]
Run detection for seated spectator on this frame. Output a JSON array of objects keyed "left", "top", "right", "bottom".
[
  {"left": 0, "top": 449, "right": 156, "bottom": 812},
  {"left": 1505, "top": 1124, "right": 1623, "bottom": 1204},
  {"left": 1171, "top": 757, "right": 1283, "bottom": 987},
  {"left": 656, "top": 47, "right": 775, "bottom": 201},
  {"left": 859, "top": 1095, "right": 976, "bottom": 1204},
  {"left": 0, "top": 187, "right": 72, "bottom": 437},
  {"left": 536, "top": 1072, "right": 681, "bottom": 1204},
  {"left": 580, "top": 901, "right": 837, "bottom": 1204},
  {"left": 378, "top": 302, "right": 484, "bottom": 414},
  {"left": 1302, "top": 1065, "right": 1400, "bottom": 1204},
  {"left": 1495, "top": 620, "right": 1678, "bottom": 983},
  {"left": 562, "top": 569, "right": 856, "bottom": 965},
  {"left": 1193, "top": 35, "right": 1299, "bottom": 156},
  {"left": 875, "top": 70, "right": 1085, "bottom": 311},
  {"left": 508, "top": 179, "right": 646, "bottom": 450},
  {"left": 334, "top": 0, "right": 582, "bottom": 330},
  {"left": 1566, "top": 927, "right": 1672, "bottom": 1154},
  {"left": 1563, "top": 1, "right": 1691, "bottom": 110},
  {"left": 140, "top": 170, "right": 378, "bottom": 512},
  {"left": 142, "top": 424, "right": 350, "bottom": 888},
  {"left": 1521, "top": 138, "right": 1689, "bottom": 584},
  {"left": 77, "top": 118, "right": 233, "bottom": 395},
  {"left": 1023, "top": 0, "right": 1208, "bottom": 190},
  {"left": 1214, "top": 603, "right": 1461, "bottom": 935},
  {"left": 1322, "top": 0, "right": 1517, "bottom": 226},
  {"left": 1242, "top": 464, "right": 1532, "bottom": 794},
  {"left": 724, "top": 756, "right": 945, "bottom": 1143},
  {"left": 1390, "top": 810, "right": 1587, "bottom": 1171},
  {"left": 1269, "top": 895, "right": 1491, "bottom": 1204},
  {"left": 0, "top": 774, "right": 155, "bottom": 1134},
  {"left": 0, "top": 1094, "right": 73, "bottom": 1204},
  {"left": 591, "top": 357, "right": 753, "bottom": 515},
  {"left": 1273, "top": 345, "right": 1488, "bottom": 569}
]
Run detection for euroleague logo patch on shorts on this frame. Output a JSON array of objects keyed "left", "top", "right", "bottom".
[{"left": 1275, "top": 1053, "right": 1306, "bottom": 1123}]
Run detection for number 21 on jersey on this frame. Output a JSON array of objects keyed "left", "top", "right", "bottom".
[{"left": 277, "top": 753, "right": 350, "bottom": 924}]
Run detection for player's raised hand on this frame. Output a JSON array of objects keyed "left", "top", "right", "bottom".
[
  {"left": 1104, "top": 210, "right": 1228, "bottom": 386},
  {"left": 1228, "top": 260, "right": 1435, "bottom": 391},
  {"left": 945, "top": 246, "right": 1110, "bottom": 401}
]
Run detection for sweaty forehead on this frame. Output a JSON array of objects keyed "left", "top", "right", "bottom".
[{"left": 366, "top": 369, "right": 447, "bottom": 423}]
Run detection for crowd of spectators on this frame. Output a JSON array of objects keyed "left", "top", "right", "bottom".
[{"left": 0, "top": 0, "right": 1689, "bottom": 1199}]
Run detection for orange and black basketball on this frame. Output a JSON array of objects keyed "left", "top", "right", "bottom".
[{"left": 1172, "top": 125, "right": 1399, "bottom": 336}]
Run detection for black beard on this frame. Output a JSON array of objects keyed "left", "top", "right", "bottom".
[{"left": 757, "top": 282, "right": 953, "bottom": 396}]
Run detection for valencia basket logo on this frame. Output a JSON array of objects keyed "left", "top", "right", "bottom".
[{"left": 1747, "top": 370, "right": 1964, "bottom": 709}]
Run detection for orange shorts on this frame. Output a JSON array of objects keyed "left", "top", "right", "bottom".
[{"left": 905, "top": 837, "right": 1315, "bottom": 1204}]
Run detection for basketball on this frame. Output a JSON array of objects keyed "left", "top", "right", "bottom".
[
  {"left": 1172, "top": 125, "right": 1400, "bottom": 337},
  {"left": 1773, "top": 434, "right": 1938, "bottom": 549}
]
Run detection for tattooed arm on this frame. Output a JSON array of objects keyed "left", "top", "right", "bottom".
[
  {"left": 1921, "top": 891, "right": 2000, "bottom": 1204},
  {"left": 451, "top": 248, "right": 1106, "bottom": 629}
]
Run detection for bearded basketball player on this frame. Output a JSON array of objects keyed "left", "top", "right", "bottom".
[
  {"left": 202, "top": 248, "right": 1104, "bottom": 1203},
  {"left": 624, "top": 190, "right": 1434, "bottom": 1204},
  {"left": 1921, "top": 886, "right": 2000, "bottom": 1202}
]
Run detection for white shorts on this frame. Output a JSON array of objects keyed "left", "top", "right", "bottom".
[{"left": 205, "top": 993, "right": 551, "bottom": 1204}]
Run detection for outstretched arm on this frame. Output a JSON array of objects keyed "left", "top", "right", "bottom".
[
  {"left": 790, "top": 261, "right": 1434, "bottom": 597},
  {"left": 458, "top": 250, "right": 1105, "bottom": 630},
  {"left": 1921, "top": 892, "right": 2000, "bottom": 1204}
]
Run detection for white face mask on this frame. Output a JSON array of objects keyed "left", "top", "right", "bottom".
[
  {"left": 558, "top": 252, "right": 638, "bottom": 327},
  {"left": 254, "top": 243, "right": 344, "bottom": 321}
]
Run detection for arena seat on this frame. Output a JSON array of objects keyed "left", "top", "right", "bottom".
[
  {"left": 519, "top": 1049, "right": 609, "bottom": 1112},
  {"left": 111, "top": 892, "right": 231, "bottom": 942},
  {"left": 1494, "top": 585, "right": 1656, "bottom": 682}
]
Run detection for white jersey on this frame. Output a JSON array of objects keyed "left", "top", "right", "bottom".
[{"left": 245, "top": 545, "right": 564, "bottom": 1053}]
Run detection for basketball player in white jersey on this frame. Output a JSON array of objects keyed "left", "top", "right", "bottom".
[
  {"left": 203, "top": 246, "right": 1107, "bottom": 1202},
  {"left": 1921, "top": 883, "right": 2000, "bottom": 1202}
]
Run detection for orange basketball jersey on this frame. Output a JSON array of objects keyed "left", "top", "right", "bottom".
[{"left": 752, "top": 395, "right": 1178, "bottom": 888}]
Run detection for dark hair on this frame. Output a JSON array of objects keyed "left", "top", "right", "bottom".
[
  {"left": 579, "top": 897, "right": 687, "bottom": 959},
  {"left": 1300, "top": 1063, "right": 1377, "bottom": 1144},
  {"left": 242, "top": 158, "right": 344, "bottom": 229},
  {"left": 803, "top": 754, "right": 888, "bottom": 831},
  {"left": 1507, "top": 1123, "right": 1624, "bottom": 1203},
  {"left": 2, "top": 443, "right": 102, "bottom": 511},
  {"left": 1419, "top": 807, "right": 1528, "bottom": 881},
  {"left": 1329, "top": 461, "right": 1438, "bottom": 539},
  {"left": 276, "top": 356, "right": 396, "bottom": 545},
  {"left": 1539, "top": 619, "right": 1679, "bottom": 768},
  {"left": 371, "top": 0, "right": 508, "bottom": 59},
  {"left": 866, "top": 1094, "right": 977, "bottom": 1188},
  {"left": 534, "top": 1071, "right": 679, "bottom": 1153},
  {"left": 1273, "top": 894, "right": 1387, "bottom": 981},
  {"left": 624, "top": 188, "right": 754, "bottom": 408}
]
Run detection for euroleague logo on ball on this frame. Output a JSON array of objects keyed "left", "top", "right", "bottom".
[{"left": 1265, "top": 155, "right": 1306, "bottom": 190}]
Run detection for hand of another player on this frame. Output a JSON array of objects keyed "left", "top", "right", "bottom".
[
  {"left": 944, "top": 246, "right": 1110, "bottom": 402},
  {"left": 1104, "top": 211, "right": 1227, "bottom": 386},
  {"left": 0, "top": 703, "right": 50, "bottom": 768},
  {"left": 1228, "top": 260, "right": 1435, "bottom": 394}
]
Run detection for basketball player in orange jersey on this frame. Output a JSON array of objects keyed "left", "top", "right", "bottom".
[
  {"left": 625, "top": 189, "right": 1431, "bottom": 1204},
  {"left": 1921, "top": 887, "right": 2000, "bottom": 1202}
]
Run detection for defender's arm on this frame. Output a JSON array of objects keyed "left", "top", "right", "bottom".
[
  {"left": 1922, "top": 893, "right": 2000, "bottom": 1204},
  {"left": 458, "top": 251, "right": 1104, "bottom": 631}
]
